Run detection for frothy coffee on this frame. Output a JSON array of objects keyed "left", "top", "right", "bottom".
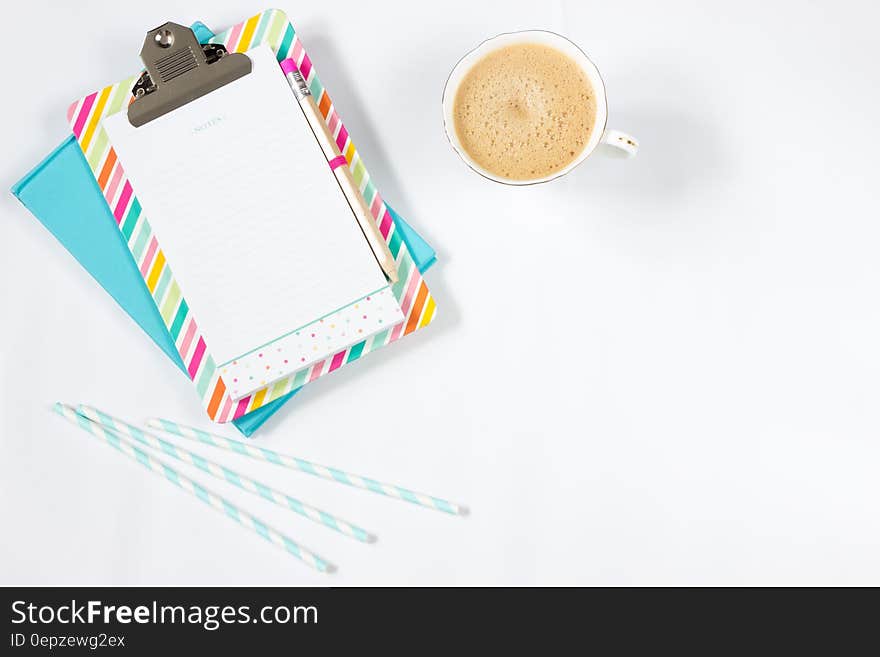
[{"left": 452, "top": 43, "right": 597, "bottom": 181}]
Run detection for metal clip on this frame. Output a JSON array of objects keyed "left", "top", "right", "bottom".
[{"left": 127, "top": 22, "right": 252, "bottom": 127}]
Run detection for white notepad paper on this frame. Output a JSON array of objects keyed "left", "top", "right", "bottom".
[{"left": 103, "top": 44, "right": 403, "bottom": 396}]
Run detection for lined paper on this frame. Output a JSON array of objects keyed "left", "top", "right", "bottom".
[{"left": 102, "top": 44, "right": 393, "bottom": 370}]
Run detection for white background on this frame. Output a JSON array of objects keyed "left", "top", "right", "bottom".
[{"left": 2, "top": 0, "right": 879, "bottom": 586}]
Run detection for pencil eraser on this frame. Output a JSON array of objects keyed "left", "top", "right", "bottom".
[{"left": 279, "top": 58, "right": 299, "bottom": 75}]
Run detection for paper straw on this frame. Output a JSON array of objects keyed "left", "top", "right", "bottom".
[
  {"left": 53, "top": 404, "right": 333, "bottom": 573},
  {"left": 146, "top": 417, "right": 468, "bottom": 516},
  {"left": 77, "top": 405, "right": 373, "bottom": 543}
]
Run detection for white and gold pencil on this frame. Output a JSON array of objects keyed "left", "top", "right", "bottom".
[{"left": 280, "top": 58, "right": 398, "bottom": 283}]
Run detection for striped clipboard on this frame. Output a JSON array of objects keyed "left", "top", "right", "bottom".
[{"left": 67, "top": 9, "right": 437, "bottom": 423}]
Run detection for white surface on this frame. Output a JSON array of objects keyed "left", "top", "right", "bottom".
[
  {"left": 104, "top": 43, "right": 390, "bottom": 375},
  {"left": 1, "top": 0, "right": 879, "bottom": 586}
]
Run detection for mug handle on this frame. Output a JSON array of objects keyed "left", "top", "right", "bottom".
[{"left": 600, "top": 129, "right": 639, "bottom": 157}]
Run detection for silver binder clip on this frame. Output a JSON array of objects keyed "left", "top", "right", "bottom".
[{"left": 128, "top": 22, "right": 252, "bottom": 127}]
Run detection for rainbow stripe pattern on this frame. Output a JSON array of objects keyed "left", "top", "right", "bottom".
[{"left": 67, "top": 10, "right": 437, "bottom": 423}]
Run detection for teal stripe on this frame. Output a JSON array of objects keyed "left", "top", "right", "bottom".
[
  {"left": 255, "top": 482, "right": 274, "bottom": 502},
  {"left": 309, "top": 76, "right": 323, "bottom": 99},
  {"left": 253, "top": 518, "right": 270, "bottom": 541},
  {"left": 169, "top": 299, "right": 189, "bottom": 340},
  {"left": 392, "top": 256, "right": 412, "bottom": 297},
  {"left": 194, "top": 428, "right": 214, "bottom": 444},
  {"left": 346, "top": 340, "right": 366, "bottom": 363},
  {"left": 230, "top": 441, "right": 249, "bottom": 456},
  {"left": 96, "top": 409, "right": 114, "bottom": 427},
  {"left": 152, "top": 267, "right": 171, "bottom": 303},
  {"left": 193, "top": 483, "right": 210, "bottom": 504},
  {"left": 221, "top": 500, "right": 240, "bottom": 523},
  {"left": 364, "top": 478, "right": 386, "bottom": 495},
  {"left": 399, "top": 489, "right": 419, "bottom": 504},
  {"left": 329, "top": 468, "right": 350, "bottom": 484},
  {"left": 158, "top": 439, "right": 177, "bottom": 459},
  {"left": 261, "top": 448, "right": 283, "bottom": 465},
  {"left": 292, "top": 367, "right": 309, "bottom": 388},
  {"left": 252, "top": 11, "right": 272, "bottom": 45},
  {"left": 318, "top": 511, "right": 338, "bottom": 530},
  {"left": 191, "top": 452, "right": 209, "bottom": 473},
  {"left": 195, "top": 357, "right": 216, "bottom": 396},
  {"left": 432, "top": 498, "right": 455, "bottom": 513},
  {"left": 282, "top": 537, "right": 301, "bottom": 558},
  {"left": 277, "top": 25, "right": 295, "bottom": 61},
  {"left": 362, "top": 180, "right": 377, "bottom": 206},
  {"left": 121, "top": 199, "right": 141, "bottom": 240},
  {"left": 295, "top": 458, "right": 316, "bottom": 475},
  {"left": 388, "top": 229, "right": 402, "bottom": 259},
  {"left": 369, "top": 329, "right": 390, "bottom": 349},
  {"left": 287, "top": 498, "right": 304, "bottom": 515},
  {"left": 222, "top": 468, "right": 242, "bottom": 488},
  {"left": 161, "top": 464, "right": 180, "bottom": 486},
  {"left": 77, "top": 414, "right": 93, "bottom": 433},
  {"left": 130, "top": 223, "right": 150, "bottom": 259},
  {"left": 133, "top": 447, "right": 150, "bottom": 468}
]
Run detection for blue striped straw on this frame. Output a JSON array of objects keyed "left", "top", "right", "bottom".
[
  {"left": 146, "top": 417, "right": 468, "bottom": 516},
  {"left": 53, "top": 403, "right": 333, "bottom": 573},
  {"left": 77, "top": 405, "right": 373, "bottom": 543}
]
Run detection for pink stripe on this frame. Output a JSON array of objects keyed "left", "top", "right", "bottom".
[
  {"left": 335, "top": 125, "right": 349, "bottom": 152},
  {"left": 279, "top": 58, "right": 297, "bottom": 75},
  {"left": 225, "top": 23, "right": 244, "bottom": 51},
  {"left": 67, "top": 101, "right": 78, "bottom": 124},
  {"left": 328, "top": 350, "right": 346, "bottom": 372},
  {"left": 291, "top": 40, "right": 304, "bottom": 64},
  {"left": 369, "top": 193, "right": 382, "bottom": 219},
  {"left": 328, "top": 155, "right": 347, "bottom": 170},
  {"left": 299, "top": 54, "right": 312, "bottom": 80},
  {"left": 72, "top": 92, "right": 97, "bottom": 138},
  {"left": 217, "top": 396, "right": 233, "bottom": 423},
  {"left": 113, "top": 181, "right": 133, "bottom": 223},
  {"left": 378, "top": 208, "right": 393, "bottom": 238},
  {"left": 139, "top": 237, "right": 158, "bottom": 276},
  {"left": 233, "top": 396, "right": 252, "bottom": 419},
  {"left": 104, "top": 164, "right": 124, "bottom": 199},
  {"left": 308, "top": 360, "right": 325, "bottom": 382},
  {"left": 187, "top": 337, "right": 207, "bottom": 379},
  {"left": 328, "top": 111, "right": 340, "bottom": 136},
  {"left": 399, "top": 271, "right": 421, "bottom": 314},
  {"left": 178, "top": 319, "right": 198, "bottom": 358},
  {"left": 389, "top": 318, "right": 406, "bottom": 343}
]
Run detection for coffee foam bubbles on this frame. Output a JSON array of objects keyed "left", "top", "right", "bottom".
[{"left": 453, "top": 44, "right": 596, "bottom": 181}]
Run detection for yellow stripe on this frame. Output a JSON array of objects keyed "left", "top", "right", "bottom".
[
  {"left": 146, "top": 251, "right": 166, "bottom": 293},
  {"left": 345, "top": 142, "right": 356, "bottom": 164},
  {"left": 80, "top": 85, "right": 113, "bottom": 152},
  {"left": 251, "top": 387, "right": 267, "bottom": 409},
  {"left": 418, "top": 295, "right": 437, "bottom": 329},
  {"left": 237, "top": 14, "right": 261, "bottom": 52}
]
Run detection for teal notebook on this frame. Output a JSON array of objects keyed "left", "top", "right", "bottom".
[{"left": 11, "top": 23, "right": 436, "bottom": 436}]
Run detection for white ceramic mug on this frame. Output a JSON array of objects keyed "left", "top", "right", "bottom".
[{"left": 442, "top": 30, "right": 638, "bottom": 185}]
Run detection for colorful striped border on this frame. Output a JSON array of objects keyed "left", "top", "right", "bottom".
[{"left": 68, "top": 9, "right": 436, "bottom": 423}]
